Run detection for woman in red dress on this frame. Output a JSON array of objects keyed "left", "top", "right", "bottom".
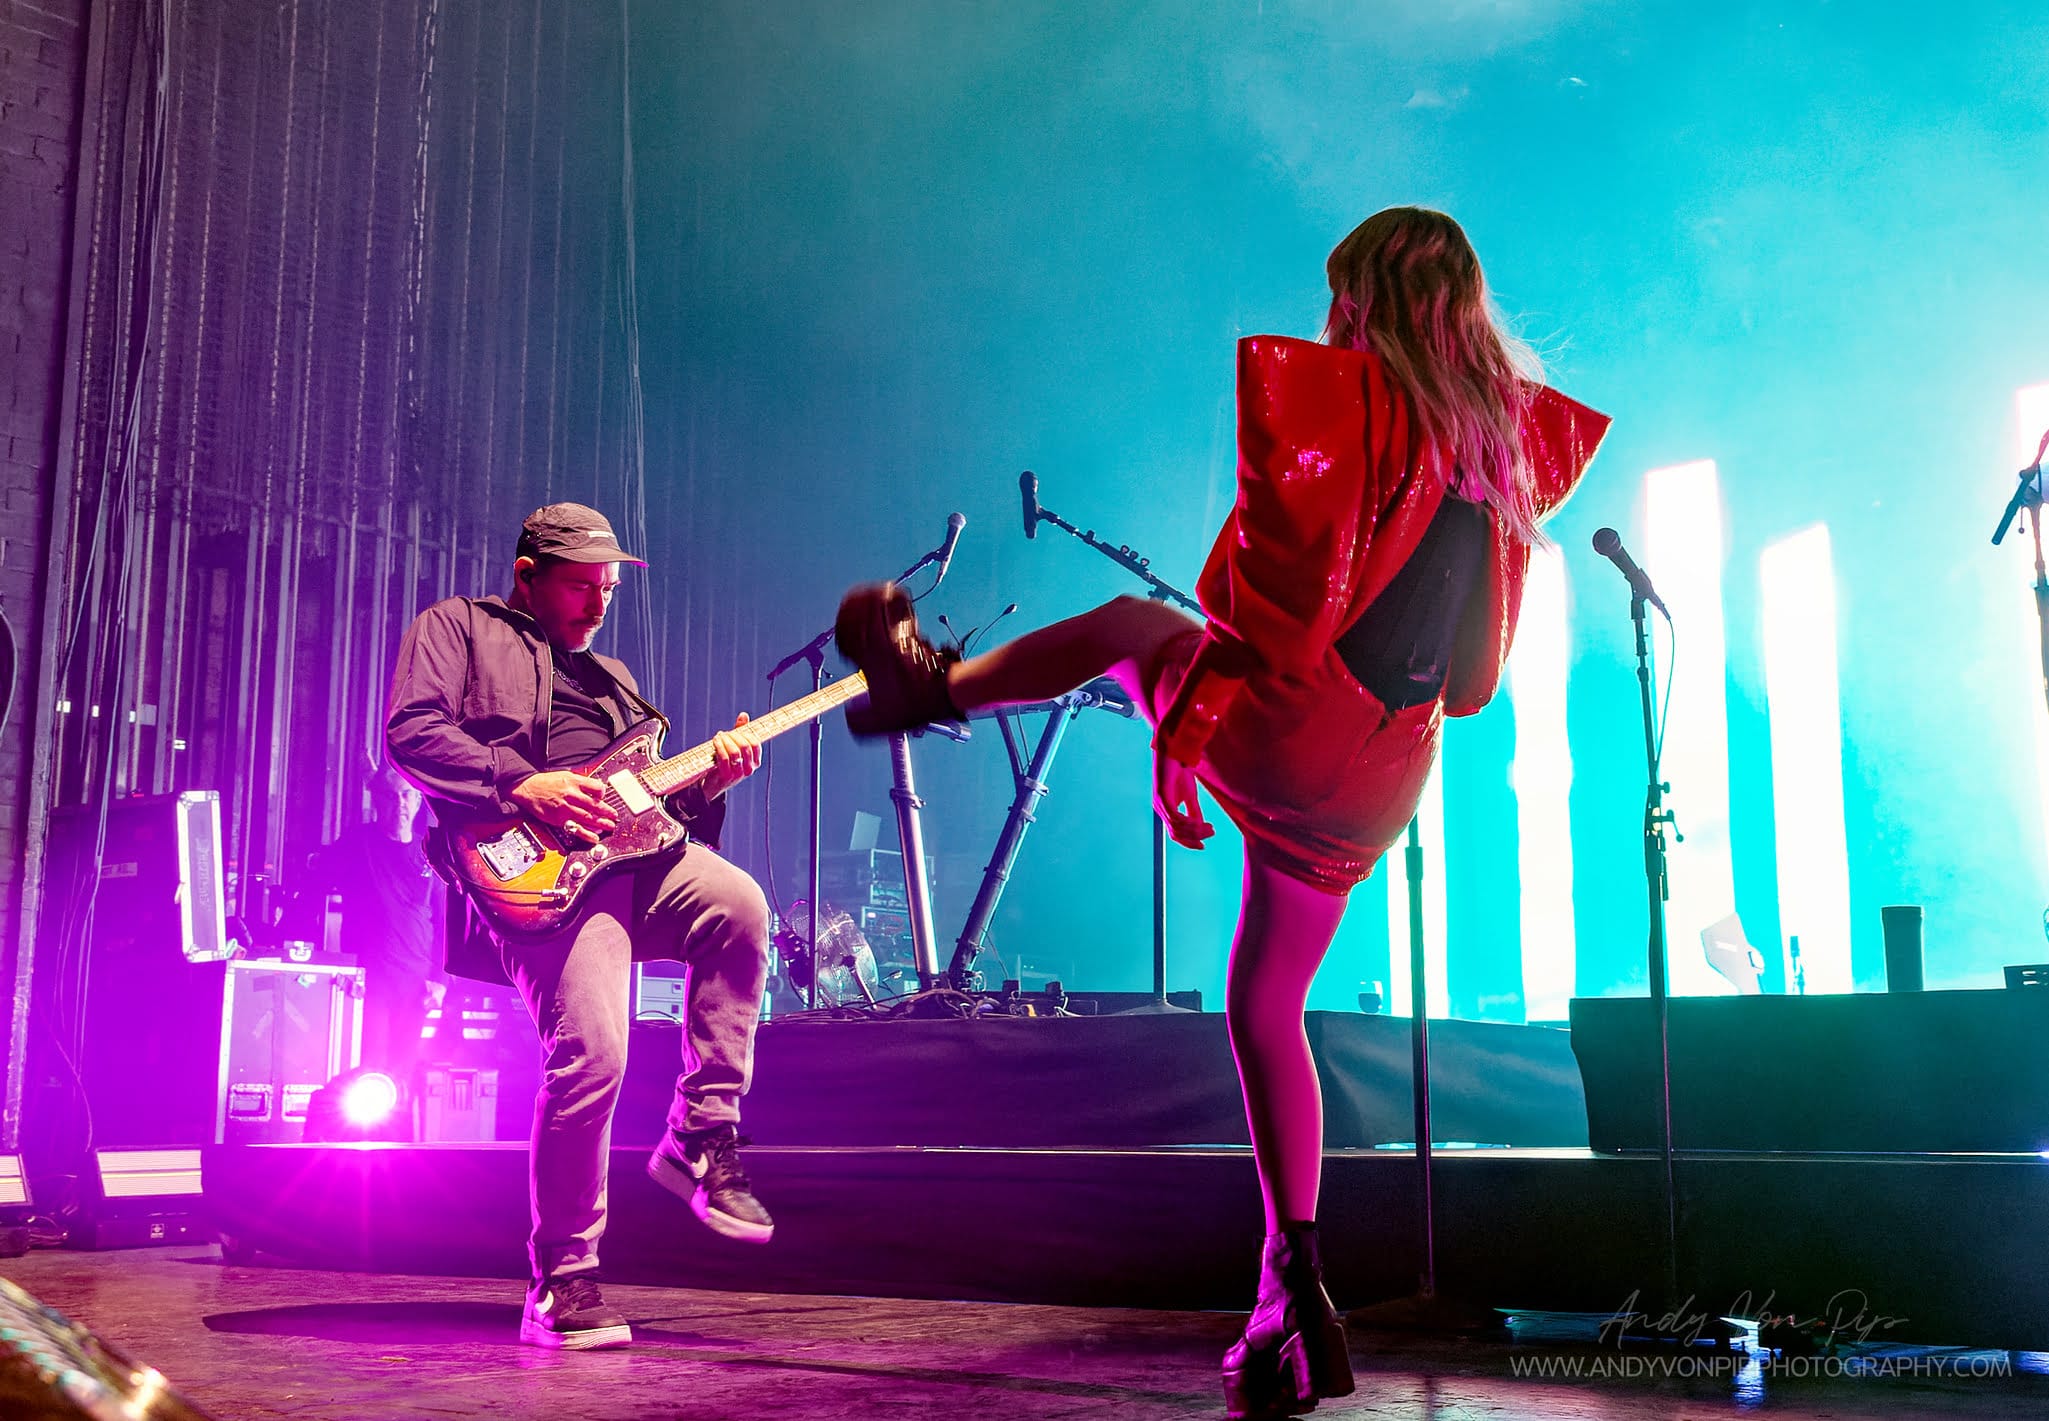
[{"left": 837, "top": 206, "right": 1608, "bottom": 1417}]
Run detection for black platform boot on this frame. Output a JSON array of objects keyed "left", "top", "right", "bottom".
[
  {"left": 1220, "top": 1224, "right": 1354, "bottom": 1419},
  {"left": 834, "top": 581, "right": 962, "bottom": 736}
]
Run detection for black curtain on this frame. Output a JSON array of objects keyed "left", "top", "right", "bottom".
[{"left": 10, "top": 0, "right": 762, "bottom": 1148}]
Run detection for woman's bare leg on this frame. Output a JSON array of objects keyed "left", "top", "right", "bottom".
[
  {"left": 957, "top": 594, "right": 1350, "bottom": 1227},
  {"left": 1224, "top": 855, "right": 1352, "bottom": 1231},
  {"left": 946, "top": 594, "right": 1201, "bottom": 715}
]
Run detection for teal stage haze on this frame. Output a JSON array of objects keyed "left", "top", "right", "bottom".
[{"left": 623, "top": 1, "right": 2049, "bottom": 1014}]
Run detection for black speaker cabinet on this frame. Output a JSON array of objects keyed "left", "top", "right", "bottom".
[
  {"left": 1571, "top": 990, "right": 2049, "bottom": 1154},
  {"left": 35, "top": 793, "right": 233, "bottom": 1152}
]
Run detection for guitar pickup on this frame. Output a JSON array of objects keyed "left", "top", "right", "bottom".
[{"left": 606, "top": 769, "right": 657, "bottom": 816}]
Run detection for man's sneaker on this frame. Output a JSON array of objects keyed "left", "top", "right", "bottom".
[
  {"left": 519, "top": 1274, "right": 631, "bottom": 1350},
  {"left": 834, "top": 582, "right": 961, "bottom": 737},
  {"left": 648, "top": 1124, "right": 775, "bottom": 1244}
]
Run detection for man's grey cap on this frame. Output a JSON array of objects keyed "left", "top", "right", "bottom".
[{"left": 516, "top": 502, "right": 645, "bottom": 566}]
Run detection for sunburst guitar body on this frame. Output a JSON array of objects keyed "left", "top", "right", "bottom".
[{"left": 442, "top": 672, "right": 867, "bottom": 939}]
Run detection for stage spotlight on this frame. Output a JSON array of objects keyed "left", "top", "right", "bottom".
[
  {"left": 303, "top": 1068, "right": 412, "bottom": 1143},
  {"left": 341, "top": 1072, "right": 400, "bottom": 1129}
]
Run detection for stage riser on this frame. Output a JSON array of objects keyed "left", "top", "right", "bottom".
[
  {"left": 1572, "top": 992, "right": 2049, "bottom": 1153},
  {"left": 203, "top": 1144, "right": 2049, "bottom": 1347},
  {"left": 613, "top": 1012, "right": 1589, "bottom": 1151}
]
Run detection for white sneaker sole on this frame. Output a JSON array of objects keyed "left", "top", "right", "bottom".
[
  {"left": 691, "top": 1191, "right": 775, "bottom": 1244},
  {"left": 647, "top": 1150, "right": 774, "bottom": 1244},
  {"left": 519, "top": 1317, "right": 632, "bottom": 1350}
]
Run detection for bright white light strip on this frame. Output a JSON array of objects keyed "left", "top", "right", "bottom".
[
  {"left": 2014, "top": 383, "right": 2049, "bottom": 888},
  {"left": 1510, "top": 545, "right": 1576, "bottom": 1021},
  {"left": 1760, "top": 524, "right": 1853, "bottom": 995},
  {"left": 96, "top": 1148, "right": 204, "bottom": 1198},
  {"left": 1643, "top": 460, "right": 1736, "bottom": 996},
  {"left": 1385, "top": 754, "right": 1449, "bottom": 1018},
  {"left": 175, "top": 792, "right": 229, "bottom": 963},
  {"left": 2021, "top": 386, "right": 2049, "bottom": 470},
  {"left": 0, "top": 1155, "right": 26, "bottom": 1207}
]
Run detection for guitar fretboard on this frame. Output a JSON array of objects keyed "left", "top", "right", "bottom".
[{"left": 641, "top": 672, "right": 869, "bottom": 796}]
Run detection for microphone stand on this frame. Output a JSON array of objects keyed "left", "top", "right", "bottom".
[
  {"left": 1989, "top": 462, "right": 2049, "bottom": 717},
  {"left": 766, "top": 536, "right": 960, "bottom": 1010},
  {"left": 1632, "top": 590, "right": 1683, "bottom": 1321},
  {"left": 1347, "top": 816, "right": 1497, "bottom": 1336},
  {"left": 1026, "top": 487, "right": 1198, "bottom": 1013},
  {"left": 1030, "top": 500, "right": 1201, "bottom": 611}
]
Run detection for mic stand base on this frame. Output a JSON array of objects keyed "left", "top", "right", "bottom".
[{"left": 949, "top": 702, "right": 1078, "bottom": 991}]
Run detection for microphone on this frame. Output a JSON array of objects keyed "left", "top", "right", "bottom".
[
  {"left": 1020, "top": 470, "right": 1040, "bottom": 540},
  {"left": 1992, "top": 461, "right": 2047, "bottom": 546},
  {"left": 932, "top": 512, "right": 967, "bottom": 587},
  {"left": 1591, "top": 527, "right": 1670, "bottom": 619}
]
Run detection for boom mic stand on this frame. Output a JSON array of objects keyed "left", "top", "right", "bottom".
[
  {"left": 766, "top": 518, "right": 967, "bottom": 1007},
  {"left": 1990, "top": 434, "right": 2049, "bottom": 717},
  {"left": 948, "top": 678, "right": 1135, "bottom": 989},
  {"left": 1021, "top": 472, "right": 1197, "bottom": 1013}
]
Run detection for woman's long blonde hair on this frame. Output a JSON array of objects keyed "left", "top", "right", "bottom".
[{"left": 1322, "top": 207, "right": 1544, "bottom": 545}]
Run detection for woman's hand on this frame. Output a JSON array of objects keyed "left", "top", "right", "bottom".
[
  {"left": 701, "top": 712, "right": 764, "bottom": 799},
  {"left": 1152, "top": 747, "right": 1215, "bottom": 849}
]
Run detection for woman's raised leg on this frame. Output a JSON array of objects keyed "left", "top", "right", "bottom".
[
  {"left": 947, "top": 594, "right": 1198, "bottom": 714},
  {"left": 836, "top": 582, "right": 1199, "bottom": 735}
]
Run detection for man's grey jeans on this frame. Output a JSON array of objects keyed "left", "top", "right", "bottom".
[{"left": 501, "top": 841, "right": 769, "bottom": 1283}]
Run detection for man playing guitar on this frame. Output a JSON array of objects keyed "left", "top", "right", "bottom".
[{"left": 387, "top": 502, "right": 772, "bottom": 1351}]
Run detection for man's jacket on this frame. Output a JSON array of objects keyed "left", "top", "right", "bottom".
[{"left": 385, "top": 594, "right": 725, "bottom": 983}]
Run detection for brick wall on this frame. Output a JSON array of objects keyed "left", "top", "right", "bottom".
[{"left": 0, "top": 0, "right": 87, "bottom": 1010}]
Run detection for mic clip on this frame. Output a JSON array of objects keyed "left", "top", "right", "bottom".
[{"left": 1991, "top": 464, "right": 2044, "bottom": 547}]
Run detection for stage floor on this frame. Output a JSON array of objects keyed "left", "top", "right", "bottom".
[
  {"left": 203, "top": 1140, "right": 2049, "bottom": 1350},
  {"left": 4, "top": 1246, "right": 2046, "bottom": 1420}
]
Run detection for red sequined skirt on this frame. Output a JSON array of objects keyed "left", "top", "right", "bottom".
[{"left": 1142, "top": 629, "right": 1442, "bottom": 895}]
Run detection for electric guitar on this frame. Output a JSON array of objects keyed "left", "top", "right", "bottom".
[{"left": 441, "top": 672, "right": 868, "bottom": 938}]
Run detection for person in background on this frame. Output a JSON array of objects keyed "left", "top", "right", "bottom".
[{"left": 299, "top": 762, "right": 446, "bottom": 1081}]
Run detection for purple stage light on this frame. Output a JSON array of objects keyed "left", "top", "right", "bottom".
[{"left": 340, "top": 1072, "right": 400, "bottom": 1128}]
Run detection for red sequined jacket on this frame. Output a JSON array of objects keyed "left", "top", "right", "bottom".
[{"left": 1157, "top": 335, "right": 1611, "bottom": 765}]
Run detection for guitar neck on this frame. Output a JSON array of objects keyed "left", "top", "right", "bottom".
[{"left": 642, "top": 671, "right": 869, "bottom": 797}]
